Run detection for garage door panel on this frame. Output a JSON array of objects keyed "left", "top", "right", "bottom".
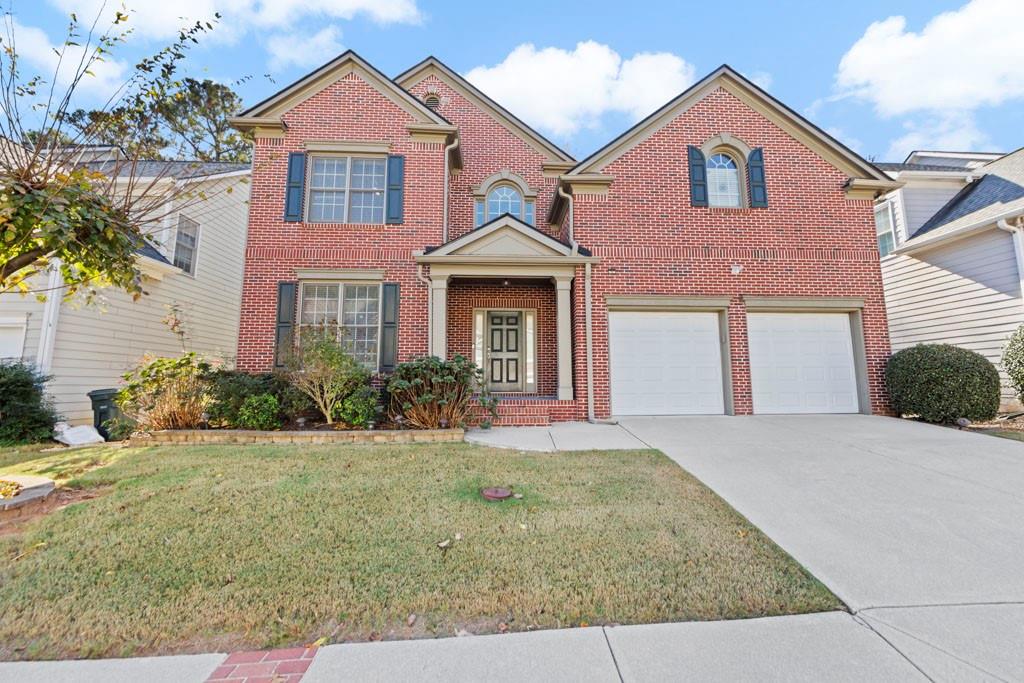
[
  {"left": 748, "top": 312, "right": 859, "bottom": 414},
  {"left": 609, "top": 311, "right": 724, "bottom": 416}
]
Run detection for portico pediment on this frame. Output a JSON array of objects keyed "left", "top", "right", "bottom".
[{"left": 419, "top": 214, "right": 588, "bottom": 260}]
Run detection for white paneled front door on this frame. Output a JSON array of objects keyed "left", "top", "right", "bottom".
[
  {"left": 747, "top": 313, "right": 859, "bottom": 414},
  {"left": 608, "top": 311, "right": 725, "bottom": 415}
]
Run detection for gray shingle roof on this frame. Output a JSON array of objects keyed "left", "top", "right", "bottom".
[
  {"left": 911, "top": 149, "right": 1024, "bottom": 239},
  {"left": 875, "top": 162, "right": 970, "bottom": 173},
  {"left": 82, "top": 159, "right": 249, "bottom": 179},
  {"left": 135, "top": 240, "right": 171, "bottom": 265}
]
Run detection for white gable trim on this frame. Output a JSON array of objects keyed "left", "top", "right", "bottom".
[{"left": 424, "top": 215, "right": 575, "bottom": 258}]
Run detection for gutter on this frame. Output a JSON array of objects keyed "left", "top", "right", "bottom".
[
  {"left": 894, "top": 208, "right": 1024, "bottom": 256},
  {"left": 556, "top": 184, "right": 579, "bottom": 254}
]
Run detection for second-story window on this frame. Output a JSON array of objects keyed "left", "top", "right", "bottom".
[
  {"left": 875, "top": 201, "right": 896, "bottom": 257},
  {"left": 475, "top": 184, "right": 536, "bottom": 226},
  {"left": 307, "top": 156, "right": 386, "bottom": 224},
  {"left": 707, "top": 153, "right": 742, "bottom": 208},
  {"left": 173, "top": 215, "right": 199, "bottom": 275}
]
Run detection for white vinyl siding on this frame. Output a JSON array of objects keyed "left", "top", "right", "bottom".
[
  {"left": 901, "top": 182, "right": 967, "bottom": 236},
  {"left": 39, "top": 175, "right": 250, "bottom": 423},
  {"left": 881, "top": 229, "right": 1024, "bottom": 405}
]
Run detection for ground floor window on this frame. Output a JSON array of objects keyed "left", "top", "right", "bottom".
[{"left": 298, "top": 282, "right": 381, "bottom": 367}]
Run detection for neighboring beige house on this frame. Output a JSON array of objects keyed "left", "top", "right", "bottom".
[
  {"left": 876, "top": 149, "right": 1024, "bottom": 408},
  {"left": 0, "top": 152, "right": 250, "bottom": 423}
]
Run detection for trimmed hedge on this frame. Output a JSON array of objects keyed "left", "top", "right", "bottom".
[{"left": 886, "top": 344, "right": 999, "bottom": 423}]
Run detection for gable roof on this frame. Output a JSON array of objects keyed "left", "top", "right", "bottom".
[
  {"left": 911, "top": 147, "right": 1024, "bottom": 240},
  {"left": 569, "top": 64, "right": 892, "bottom": 184},
  {"left": 395, "top": 56, "right": 575, "bottom": 164},
  {"left": 421, "top": 213, "right": 590, "bottom": 258},
  {"left": 233, "top": 50, "right": 450, "bottom": 129}
]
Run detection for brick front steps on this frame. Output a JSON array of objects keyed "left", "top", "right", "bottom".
[
  {"left": 129, "top": 428, "right": 463, "bottom": 446},
  {"left": 474, "top": 396, "right": 581, "bottom": 426}
]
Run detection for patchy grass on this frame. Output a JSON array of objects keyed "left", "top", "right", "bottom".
[{"left": 0, "top": 442, "right": 839, "bottom": 660}]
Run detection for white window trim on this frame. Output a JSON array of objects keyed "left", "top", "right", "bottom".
[
  {"left": 173, "top": 214, "right": 201, "bottom": 276},
  {"left": 298, "top": 280, "right": 384, "bottom": 369},
  {"left": 0, "top": 315, "right": 28, "bottom": 360},
  {"left": 304, "top": 153, "right": 388, "bottom": 225},
  {"left": 875, "top": 200, "right": 897, "bottom": 259}
]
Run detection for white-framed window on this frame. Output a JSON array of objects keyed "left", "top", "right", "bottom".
[
  {"left": 0, "top": 316, "right": 27, "bottom": 360},
  {"left": 298, "top": 282, "right": 381, "bottom": 367},
  {"left": 707, "top": 152, "right": 742, "bottom": 208},
  {"left": 307, "top": 155, "right": 386, "bottom": 224},
  {"left": 173, "top": 215, "right": 199, "bottom": 275},
  {"left": 875, "top": 201, "right": 896, "bottom": 257},
  {"left": 475, "top": 184, "right": 536, "bottom": 226}
]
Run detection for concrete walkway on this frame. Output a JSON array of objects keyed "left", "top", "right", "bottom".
[{"left": 465, "top": 421, "right": 647, "bottom": 451}]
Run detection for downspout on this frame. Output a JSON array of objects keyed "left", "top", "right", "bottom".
[
  {"left": 559, "top": 181, "right": 599, "bottom": 422},
  {"left": 557, "top": 183, "right": 579, "bottom": 255},
  {"left": 442, "top": 136, "right": 459, "bottom": 244},
  {"left": 416, "top": 264, "right": 432, "bottom": 356},
  {"left": 997, "top": 217, "right": 1024, "bottom": 307}
]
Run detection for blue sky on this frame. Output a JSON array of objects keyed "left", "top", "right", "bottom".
[{"left": 12, "top": 0, "right": 1024, "bottom": 162}]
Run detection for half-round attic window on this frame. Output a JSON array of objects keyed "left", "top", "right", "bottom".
[{"left": 424, "top": 94, "right": 440, "bottom": 110}]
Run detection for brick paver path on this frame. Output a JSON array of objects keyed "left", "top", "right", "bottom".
[{"left": 206, "top": 646, "right": 318, "bottom": 682}]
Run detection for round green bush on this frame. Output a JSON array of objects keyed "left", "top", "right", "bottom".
[
  {"left": 237, "top": 393, "right": 281, "bottom": 431},
  {"left": 1002, "top": 325, "right": 1024, "bottom": 401},
  {"left": 886, "top": 344, "right": 999, "bottom": 423}
]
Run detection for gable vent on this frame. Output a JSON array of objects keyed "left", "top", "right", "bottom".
[{"left": 424, "top": 94, "right": 441, "bottom": 110}]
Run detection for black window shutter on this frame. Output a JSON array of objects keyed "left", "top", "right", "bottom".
[
  {"left": 379, "top": 283, "right": 399, "bottom": 372},
  {"left": 748, "top": 148, "right": 768, "bottom": 208},
  {"left": 274, "top": 281, "right": 297, "bottom": 368},
  {"left": 688, "top": 146, "right": 708, "bottom": 207},
  {"left": 284, "top": 152, "right": 306, "bottom": 222},
  {"left": 385, "top": 155, "right": 405, "bottom": 224}
]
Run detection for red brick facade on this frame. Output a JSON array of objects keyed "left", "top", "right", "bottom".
[{"left": 236, "top": 55, "right": 892, "bottom": 424}]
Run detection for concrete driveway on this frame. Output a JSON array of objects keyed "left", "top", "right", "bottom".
[{"left": 620, "top": 414, "right": 1024, "bottom": 680}]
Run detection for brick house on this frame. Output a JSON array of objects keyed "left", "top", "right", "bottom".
[{"left": 231, "top": 52, "right": 899, "bottom": 425}]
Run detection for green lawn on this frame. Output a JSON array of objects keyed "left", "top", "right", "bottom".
[{"left": 0, "top": 442, "right": 839, "bottom": 660}]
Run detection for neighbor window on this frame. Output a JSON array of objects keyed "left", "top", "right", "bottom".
[
  {"left": 298, "top": 282, "right": 381, "bottom": 366},
  {"left": 875, "top": 201, "right": 896, "bottom": 257},
  {"left": 307, "top": 156, "right": 386, "bottom": 224},
  {"left": 475, "top": 184, "right": 535, "bottom": 226},
  {"left": 173, "top": 215, "right": 199, "bottom": 274},
  {"left": 707, "top": 152, "right": 742, "bottom": 208}
]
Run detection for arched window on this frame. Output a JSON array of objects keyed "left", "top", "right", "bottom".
[
  {"left": 707, "top": 152, "right": 741, "bottom": 207},
  {"left": 487, "top": 185, "right": 523, "bottom": 221}
]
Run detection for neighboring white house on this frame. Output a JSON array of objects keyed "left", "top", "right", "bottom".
[
  {"left": 876, "top": 148, "right": 1024, "bottom": 409},
  {"left": 0, "top": 152, "right": 250, "bottom": 423}
]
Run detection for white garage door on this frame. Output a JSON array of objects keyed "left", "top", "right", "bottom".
[
  {"left": 747, "top": 313, "right": 859, "bottom": 414},
  {"left": 608, "top": 311, "right": 724, "bottom": 415}
]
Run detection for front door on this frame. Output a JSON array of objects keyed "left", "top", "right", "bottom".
[{"left": 487, "top": 311, "right": 523, "bottom": 391}]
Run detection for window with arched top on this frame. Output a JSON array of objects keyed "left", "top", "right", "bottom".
[
  {"left": 473, "top": 172, "right": 537, "bottom": 226},
  {"left": 707, "top": 152, "right": 741, "bottom": 208}
]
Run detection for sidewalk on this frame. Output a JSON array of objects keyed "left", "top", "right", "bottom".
[
  {"left": 0, "top": 611, "right": 925, "bottom": 682},
  {"left": 465, "top": 421, "right": 647, "bottom": 451}
]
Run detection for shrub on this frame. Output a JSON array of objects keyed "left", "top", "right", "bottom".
[
  {"left": 206, "top": 369, "right": 315, "bottom": 428},
  {"left": 1002, "top": 325, "right": 1024, "bottom": 400},
  {"left": 0, "top": 361, "right": 59, "bottom": 443},
  {"left": 336, "top": 385, "right": 379, "bottom": 428},
  {"left": 387, "top": 355, "right": 495, "bottom": 429},
  {"left": 117, "top": 353, "right": 211, "bottom": 431},
  {"left": 886, "top": 344, "right": 1000, "bottom": 423},
  {"left": 284, "top": 332, "right": 370, "bottom": 424},
  {"left": 237, "top": 393, "right": 281, "bottom": 430},
  {"left": 102, "top": 416, "right": 137, "bottom": 441}
]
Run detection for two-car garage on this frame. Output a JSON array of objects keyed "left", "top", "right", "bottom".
[{"left": 607, "top": 301, "right": 864, "bottom": 416}]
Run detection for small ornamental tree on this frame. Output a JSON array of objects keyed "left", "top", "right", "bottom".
[
  {"left": 0, "top": 8, "right": 246, "bottom": 302},
  {"left": 284, "top": 331, "right": 370, "bottom": 425},
  {"left": 1002, "top": 325, "right": 1024, "bottom": 401}
]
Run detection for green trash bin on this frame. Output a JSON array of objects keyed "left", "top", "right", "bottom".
[{"left": 87, "top": 388, "right": 121, "bottom": 440}]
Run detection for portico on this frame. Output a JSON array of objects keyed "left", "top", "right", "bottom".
[{"left": 415, "top": 215, "right": 596, "bottom": 401}]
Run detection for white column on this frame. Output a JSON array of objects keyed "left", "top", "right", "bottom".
[
  {"left": 555, "top": 275, "right": 574, "bottom": 401},
  {"left": 430, "top": 277, "right": 448, "bottom": 359}
]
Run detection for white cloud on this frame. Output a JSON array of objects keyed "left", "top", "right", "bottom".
[
  {"left": 8, "top": 19, "right": 127, "bottom": 100},
  {"left": 48, "top": 0, "right": 420, "bottom": 38},
  {"left": 745, "top": 71, "right": 773, "bottom": 90},
  {"left": 835, "top": 0, "right": 1023, "bottom": 157},
  {"left": 885, "top": 111, "right": 991, "bottom": 160},
  {"left": 825, "top": 127, "right": 864, "bottom": 155},
  {"left": 464, "top": 41, "right": 696, "bottom": 137},
  {"left": 267, "top": 26, "right": 342, "bottom": 71}
]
